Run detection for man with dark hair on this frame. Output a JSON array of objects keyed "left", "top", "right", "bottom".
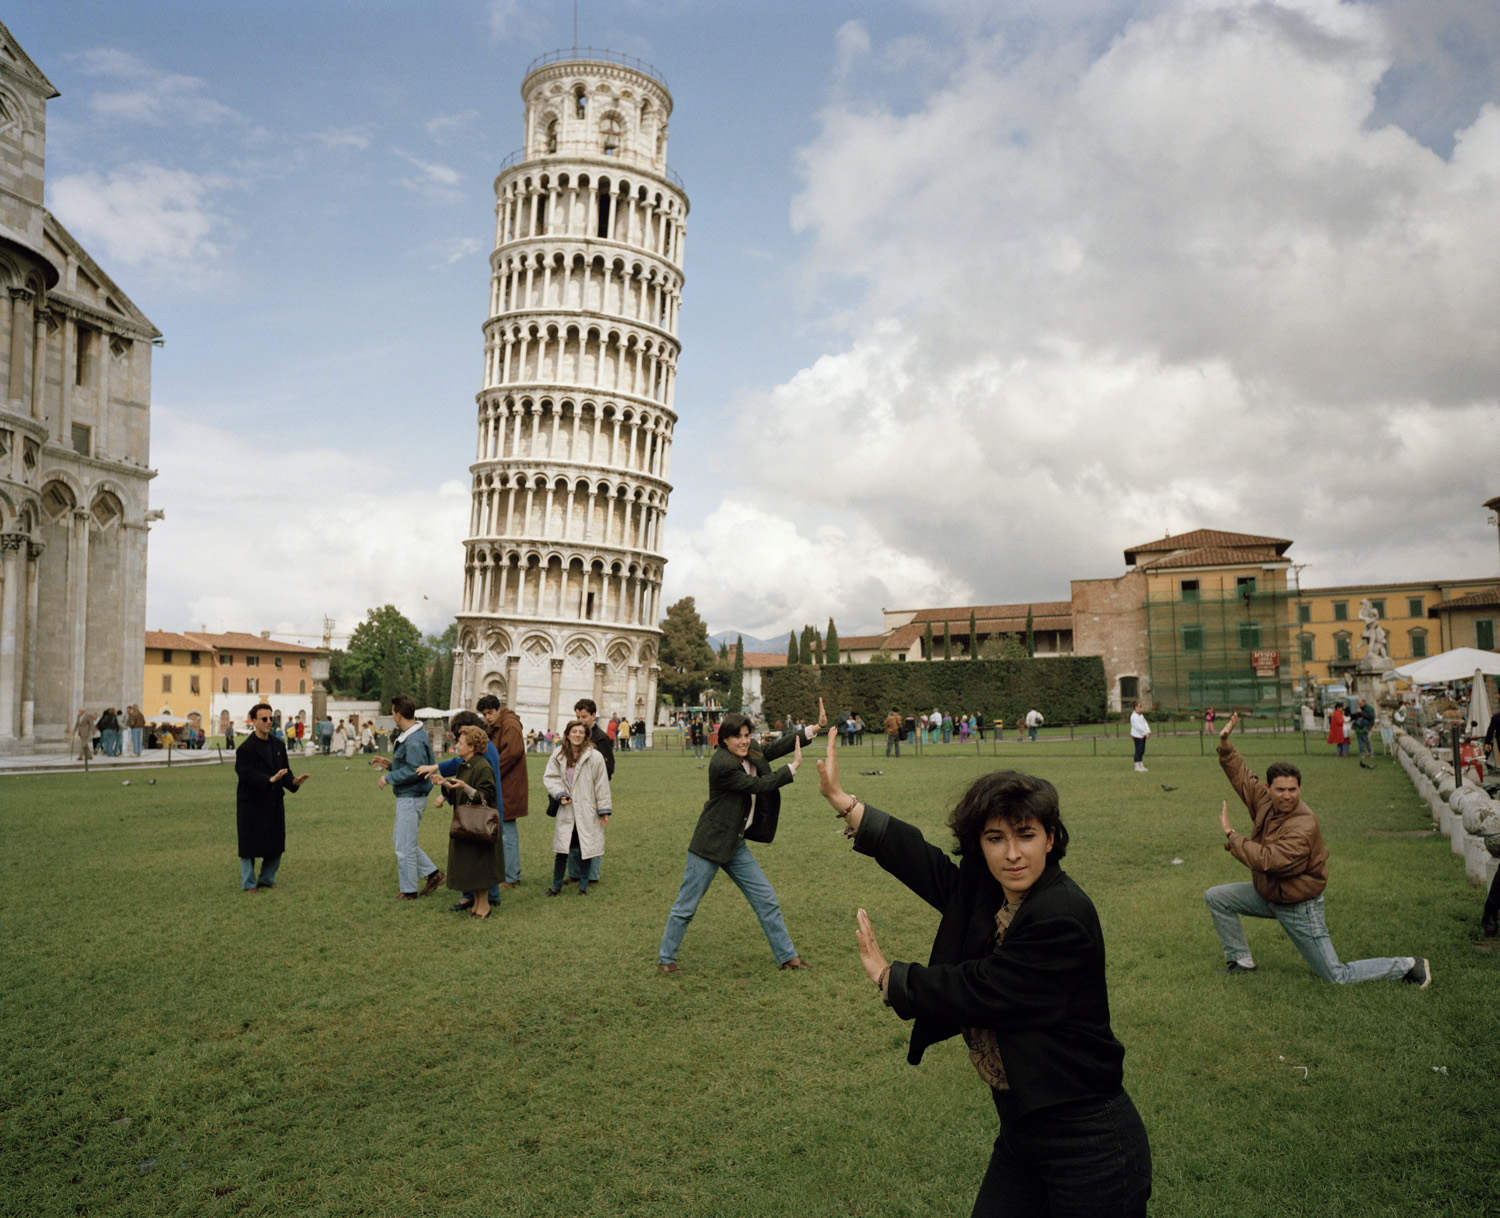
[
  {"left": 235, "top": 702, "right": 309, "bottom": 892},
  {"left": 884, "top": 709, "right": 902, "bottom": 758},
  {"left": 478, "top": 694, "right": 527, "bottom": 888},
  {"left": 1205, "top": 712, "right": 1430, "bottom": 986},
  {"left": 371, "top": 694, "right": 443, "bottom": 901},
  {"left": 568, "top": 698, "right": 614, "bottom": 886}
]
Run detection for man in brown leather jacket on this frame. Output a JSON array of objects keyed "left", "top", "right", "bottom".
[{"left": 1204, "top": 712, "right": 1431, "bottom": 986}]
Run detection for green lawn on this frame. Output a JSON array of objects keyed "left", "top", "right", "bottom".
[{"left": 2, "top": 737, "right": 1495, "bottom": 1217}]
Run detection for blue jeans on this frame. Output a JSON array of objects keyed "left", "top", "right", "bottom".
[
  {"left": 1132, "top": 737, "right": 1146, "bottom": 764},
  {"left": 393, "top": 794, "right": 439, "bottom": 895},
  {"left": 240, "top": 854, "right": 281, "bottom": 890},
  {"left": 130, "top": 727, "right": 143, "bottom": 755},
  {"left": 658, "top": 843, "right": 798, "bottom": 966},
  {"left": 1204, "top": 883, "right": 1413, "bottom": 983},
  {"left": 977, "top": 1091, "right": 1151, "bottom": 1217},
  {"left": 554, "top": 852, "right": 590, "bottom": 894},
  {"left": 502, "top": 818, "right": 520, "bottom": 884},
  {"left": 886, "top": 734, "right": 900, "bottom": 757}
]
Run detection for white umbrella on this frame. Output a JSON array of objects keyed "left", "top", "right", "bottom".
[
  {"left": 1468, "top": 669, "right": 1494, "bottom": 739},
  {"left": 415, "top": 707, "right": 453, "bottom": 718},
  {"left": 1391, "top": 646, "right": 1500, "bottom": 685}
]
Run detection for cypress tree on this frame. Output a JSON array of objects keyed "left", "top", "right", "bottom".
[
  {"left": 813, "top": 632, "right": 823, "bottom": 665},
  {"left": 787, "top": 632, "right": 799, "bottom": 665},
  {"left": 969, "top": 609, "right": 978, "bottom": 659},
  {"left": 942, "top": 620, "right": 952, "bottom": 661},
  {"left": 1025, "top": 605, "right": 1035, "bottom": 657},
  {"left": 799, "top": 625, "right": 813, "bottom": 666},
  {"left": 378, "top": 636, "right": 401, "bottom": 714},
  {"left": 923, "top": 621, "right": 934, "bottom": 661},
  {"left": 826, "top": 618, "right": 840, "bottom": 665},
  {"left": 728, "top": 635, "right": 745, "bottom": 711}
]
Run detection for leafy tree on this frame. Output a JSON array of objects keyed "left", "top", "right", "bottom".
[
  {"left": 942, "top": 620, "right": 952, "bottom": 661},
  {"left": 869, "top": 650, "right": 896, "bottom": 664},
  {"left": 787, "top": 633, "right": 799, "bottom": 665},
  {"left": 923, "top": 621, "right": 934, "bottom": 662},
  {"left": 798, "top": 625, "right": 814, "bottom": 666},
  {"left": 826, "top": 618, "right": 841, "bottom": 665},
  {"left": 658, "top": 597, "right": 716, "bottom": 706},
  {"left": 718, "top": 640, "right": 729, "bottom": 662},
  {"left": 969, "top": 610, "right": 978, "bottom": 660},
  {"left": 1025, "top": 605, "right": 1035, "bottom": 657},
  {"left": 981, "top": 634, "right": 1030, "bottom": 661},
  {"left": 334, "top": 605, "right": 425, "bottom": 701},
  {"left": 727, "top": 635, "right": 745, "bottom": 711}
]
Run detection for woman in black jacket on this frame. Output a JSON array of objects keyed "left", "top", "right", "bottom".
[
  {"left": 816, "top": 733, "right": 1150, "bottom": 1217},
  {"left": 656, "top": 706, "right": 825, "bottom": 974}
]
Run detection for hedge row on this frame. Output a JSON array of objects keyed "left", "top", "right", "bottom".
[{"left": 762, "top": 657, "right": 1107, "bottom": 726}]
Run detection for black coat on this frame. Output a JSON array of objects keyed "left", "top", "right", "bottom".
[
  {"left": 590, "top": 724, "right": 615, "bottom": 779},
  {"left": 235, "top": 733, "right": 300, "bottom": 858},
  {"left": 855, "top": 805, "right": 1125, "bottom": 1120},
  {"left": 686, "top": 730, "right": 805, "bottom": 865}
]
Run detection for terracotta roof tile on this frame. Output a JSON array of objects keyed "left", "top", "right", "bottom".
[
  {"left": 1431, "top": 587, "right": 1500, "bottom": 610},
  {"left": 186, "top": 630, "right": 323, "bottom": 654},
  {"left": 1135, "top": 546, "right": 1289, "bottom": 570},
  {"left": 1124, "top": 529, "right": 1292, "bottom": 565},
  {"left": 145, "top": 631, "right": 204, "bottom": 650}
]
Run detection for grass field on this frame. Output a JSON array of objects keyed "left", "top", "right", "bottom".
[{"left": 2, "top": 734, "right": 1496, "bottom": 1217}]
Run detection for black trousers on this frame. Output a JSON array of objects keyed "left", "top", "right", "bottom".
[{"left": 973, "top": 1092, "right": 1151, "bottom": 1218}]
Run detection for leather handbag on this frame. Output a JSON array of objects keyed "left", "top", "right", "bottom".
[{"left": 449, "top": 802, "right": 499, "bottom": 844}]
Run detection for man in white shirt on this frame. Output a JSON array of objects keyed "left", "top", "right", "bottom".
[
  {"left": 1025, "top": 708, "right": 1044, "bottom": 742},
  {"left": 1130, "top": 701, "right": 1152, "bottom": 772}
]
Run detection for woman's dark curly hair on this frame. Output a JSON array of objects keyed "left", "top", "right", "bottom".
[{"left": 947, "top": 770, "right": 1068, "bottom": 862}]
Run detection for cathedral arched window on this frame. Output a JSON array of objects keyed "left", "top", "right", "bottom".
[
  {"left": 575, "top": 89, "right": 587, "bottom": 119},
  {"left": 601, "top": 114, "right": 623, "bottom": 157},
  {"left": 546, "top": 118, "right": 558, "bottom": 153}
]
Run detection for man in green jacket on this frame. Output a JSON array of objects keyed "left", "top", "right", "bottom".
[
  {"left": 657, "top": 703, "right": 826, "bottom": 974},
  {"left": 1205, "top": 712, "right": 1430, "bottom": 986}
]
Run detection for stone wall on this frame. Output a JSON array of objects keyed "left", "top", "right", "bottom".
[{"left": 1395, "top": 732, "right": 1500, "bottom": 888}]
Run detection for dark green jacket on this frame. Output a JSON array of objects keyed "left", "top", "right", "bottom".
[{"left": 686, "top": 729, "right": 808, "bottom": 865}]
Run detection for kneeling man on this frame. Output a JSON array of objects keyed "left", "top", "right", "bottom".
[{"left": 1205, "top": 712, "right": 1430, "bottom": 987}]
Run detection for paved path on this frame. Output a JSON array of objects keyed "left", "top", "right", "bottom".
[{"left": 0, "top": 748, "right": 230, "bottom": 776}]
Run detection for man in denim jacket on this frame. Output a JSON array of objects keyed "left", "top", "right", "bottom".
[{"left": 372, "top": 694, "right": 444, "bottom": 901}]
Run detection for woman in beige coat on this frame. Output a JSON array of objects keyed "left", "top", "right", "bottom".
[{"left": 543, "top": 720, "right": 612, "bottom": 896}]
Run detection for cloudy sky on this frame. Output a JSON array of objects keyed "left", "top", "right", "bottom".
[{"left": 16, "top": 0, "right": 1500, "bottom": 644}]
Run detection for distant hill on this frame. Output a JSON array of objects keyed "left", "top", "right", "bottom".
[{"left": 707, "top": 630, "right": 794, "bottom": 655}]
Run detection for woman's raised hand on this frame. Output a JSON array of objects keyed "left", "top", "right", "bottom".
[
  {"left": 817, "top": 728, "right": 844, "bottom": 807},
  {"left": 855, "top": 908, "right": 889, "bottom": 988},
  {"left": 789, "top": 732, "right": 803, "bottom": 773}
]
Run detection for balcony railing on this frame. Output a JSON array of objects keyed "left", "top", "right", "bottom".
[{"left": 523, "top": 47, "right": 669, "bottom": 90}]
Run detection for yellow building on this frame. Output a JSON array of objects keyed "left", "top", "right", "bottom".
[
  {"left": 1427, "top": 586, "right": 1500, "bottom": 655},
  {"left": 142, "top": 631, "right": 213, "bottom": 722},
  {"left": 1290, "top": 578, "right": 1497, "bottom": 685}
]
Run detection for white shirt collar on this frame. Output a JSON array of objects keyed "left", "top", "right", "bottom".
[{"left": 396, "top": 722, "right": 422, "bottom": 743}]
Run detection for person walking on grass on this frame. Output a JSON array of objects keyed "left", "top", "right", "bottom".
[
  {"left": 371, "top": 695, "right": 445, "bottom": 902},
  {"left": 1129, "top": 701, "right": 1151, "bottom": 772},
  {"left": 235, "top": 702, "right": 309, "bottom": 893},
  {"left": 657, "top": 702, "right": 826, "bottom": 974},
  {"left": 1025, "top": 708, "right": 1043, "bottom": 743},
  {"left": 1205, "top": 712, "right": 1431, "bottom": 987}
]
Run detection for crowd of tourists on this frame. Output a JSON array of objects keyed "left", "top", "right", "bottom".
[{"left": 230, "top": 687, "right": 1463, "bottom": 1218}]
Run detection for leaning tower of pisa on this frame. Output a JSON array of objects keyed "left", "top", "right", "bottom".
[{"left": 451, "top": 51, "right": 686, "bottom": 736}]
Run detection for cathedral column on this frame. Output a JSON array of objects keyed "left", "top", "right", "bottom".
[
  {"left": 626, "top": 664, "right": 640, "bottom": 722},
  {"left": 0, "top": 534, "right": 24, "bottom": 740},
  {"left": 496, "top": 561, "right": 510, "bottom": 614},
  {"left": 593, "top": 660, "right": 606, "bottom": 708},
  {"left": 8, "top": 288, "right": 33, "bottom": 409},
  {"left": 68, "top": 510, "right": 90, "bottom": 713},
  {"left": 504, "top": 653, "right": 521, "bottom": 708},
  {"left": 21, "top": 540, "right": 41, "bottom": 739},
  {"left": 644, "top": 665, "right": 660, "bottom": 738},
  {"left": 31, "top": 308, "right": 49, "bottom": 419}
]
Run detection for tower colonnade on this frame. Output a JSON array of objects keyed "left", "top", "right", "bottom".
[{"left": 453, "top": 52, "right": 685, "bottom": 734}]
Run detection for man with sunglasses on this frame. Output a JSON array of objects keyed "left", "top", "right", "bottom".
[{"left": 235, "top": 702, "right": 310, "bottom": 893}]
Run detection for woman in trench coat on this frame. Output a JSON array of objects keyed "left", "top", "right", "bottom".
[{"left": 543, "top": 720, "right": 612, "bottom": 896}]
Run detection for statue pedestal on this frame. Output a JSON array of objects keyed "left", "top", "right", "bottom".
[{"left": 1352, "top": 656, "right": 1396, "bottom": 710}]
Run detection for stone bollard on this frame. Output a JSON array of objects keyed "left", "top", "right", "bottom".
[{"left": 1457, "top": 789, "right": 1500, "bottom": 887}]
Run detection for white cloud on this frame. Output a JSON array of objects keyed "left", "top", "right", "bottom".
[
  {"left": 146, "top": 409, "right": 469, "bottom": 639},
  {"left": 311, "top": 128, "right": 373, "bottom": 151},
  {"left": 73, "top": 47, "right": 240, "bottom": 126},
  {"left": 425, "top": 110, "right": 479, "bottom": 143},
  {"left": 677, "top": 0, "right": 1500, "bottom": 623},
  {"left": 440, "top": 236, "right": 485, "bottom": 268},
  {"left": 488, "top": 0, "right": 548, "bottom": 44},
  {"left": 392, "top": 148, "right": 464, "bottom": 203},
  {"left": 49, "top": 162, "right": 226, "bottom": 267}
]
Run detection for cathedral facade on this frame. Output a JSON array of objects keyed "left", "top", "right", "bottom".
[
  {"left": 451, "top": 52, "right": 684, "bottom": 734},
  {"left": 0, "top": 22, "right": 159, "bottom": 754}
]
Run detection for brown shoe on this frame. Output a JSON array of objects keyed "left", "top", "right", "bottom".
[
  {"left": 392, "top": 892, "right": 418, "bottom": 902},
  {"left": 499, "top": 881, "right": 520, "bottom": 889},
  {"left": 779, "top": 957, "right": 810, "bottom": 970},
  {"left": 419, "top": 870, "right": 446, "bottom": 897},
  {"left": 657, "top": 962, "right": 682, "bottom": 975}
]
